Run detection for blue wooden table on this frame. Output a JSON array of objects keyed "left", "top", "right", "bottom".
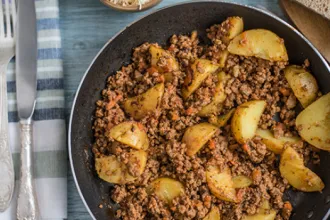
[{"left": 59, "top": 0, "right": 287, "bottom": 219}]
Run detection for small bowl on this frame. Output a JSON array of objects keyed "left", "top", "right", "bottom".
[{"left": 100, "top": 0, "right": 162, "bottom": 12}]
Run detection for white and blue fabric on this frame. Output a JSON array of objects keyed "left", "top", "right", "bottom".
[{"left": 0, "top": 0, "right": 67, "bottom": 219}]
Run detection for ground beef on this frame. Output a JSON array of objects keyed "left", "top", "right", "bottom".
[
  {"left": 244, "top": 138, "right": 267, "bottom": 163},
  {"left": 91, "top": 17, "right": 319, "bottom": 220}
]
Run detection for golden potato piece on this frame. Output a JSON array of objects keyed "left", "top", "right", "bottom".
[
  {"left": 124, "top": 83, "right": 164, "bottom": 120},
  {"left": 209, "top": 109, "right": 235, "bottom": 127},
  {"left": 128, "top": 150, "right": 148, "bottom": 177},
  {"left": 279, "top": 147, "right": 324, "bottom": 192},
  {"left": 221, "top": 17, "right": 244, "bottom": 43},
  {"left": 206, "top": 166, "right": 237, "bottom": 203},
  {"left": 296, "top": 93, "right": 330, "bottom": 151},
  {"left": 95, "top": 150, "right": 147, "bottom": 184},
  {"left": 203, "top": 207, "right": 221, "bottom": 220},
  {"left": 198, "top": 72, "right": 231, "bottom": 117},
  {"left": 182, "top": 123, "right": 218, "bottom": 156},
  {"left": 109, "top": 121, "right": 149, "bottom": 150},
  {"left": 149, "top": 45, "right": 179, "bottom": 73},
  {"left": 228, "top": 29, "right": 288, "bottom": 62},
  {"left": 95, "top": 155, "right": 124, "bottom": 184},
  {"left": 182, "top": 59, "right": 220, "bottom": 100},
  {"left": 232, "top": 175, "right": 253, "bottom": 188},
  {"left": 124, "top": 150, "right": 148, "bottom": 182},
  {"left": 284, "top": 65, "right": 319, "bottom": 108},
  {"left": 256, "top": 129, "right": 301, "bottom": 154},
  {"left": 148, "top": 177, "right": 184, "bottom": 203},
  {"left": 218, "top": 50, "right": 229, "bottom": 68},
  {"left": 243, "top": 200, "right": 276, "bottom": 220},
  {"left": 231, "top": 100, "right": 267, "bottom": 144}
]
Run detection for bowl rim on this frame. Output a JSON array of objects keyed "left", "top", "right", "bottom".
[
  {"left": 68, "top": 1, "right": 330, "bottom": 219},
  {"left": 100, "top": 0, "right": 162, "bottom": 12}
]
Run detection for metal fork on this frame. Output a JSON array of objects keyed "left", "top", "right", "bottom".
[{"left": 0, "top": 0, "right": 16, "bottom": 212}]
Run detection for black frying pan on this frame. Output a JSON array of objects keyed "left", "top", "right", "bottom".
[{"left": 69, "top": 1, "right": 330, "bottom": 219}]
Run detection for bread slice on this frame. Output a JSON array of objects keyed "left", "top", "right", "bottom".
[{"left": 294, "top": 0, "right": 330, "bottom": 20}]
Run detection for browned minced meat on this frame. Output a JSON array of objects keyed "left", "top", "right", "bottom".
[{"left": 92, "top": 18, "right": 318, "bottom": 220}]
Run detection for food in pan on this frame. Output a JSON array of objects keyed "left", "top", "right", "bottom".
[
  {"left": 227, "top": 29, "right": 289, "bottom": 62},
  {"left": 295, "top": 93, "right": 330, "bottom": 151},
  {"left": 284, "top": 65, "right": 319, "bottom": 108},
  {"left": 279, "top": 147, "right": 324, "bottom": 192},
  {"left": 92, "top": 16, "right": 328, "bottom": 219},
  {"left": 231, "top": 100, "right": 266, "bottom": 144}
]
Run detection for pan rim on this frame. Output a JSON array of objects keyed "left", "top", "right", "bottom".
[{"left": 68, "top": 1, "right": 330, "bottom": 219}]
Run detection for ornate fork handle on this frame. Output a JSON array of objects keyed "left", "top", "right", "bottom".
[
  {"left": 17, "top": 119, "right": 39, "bottom": 220},
  {"left": 0, "top": 63, "right": 15, "bottom": 212}
]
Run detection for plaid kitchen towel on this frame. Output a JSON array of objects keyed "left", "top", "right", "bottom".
[{"left": 0, "top": 0, "right": 67, "bottom": 219}]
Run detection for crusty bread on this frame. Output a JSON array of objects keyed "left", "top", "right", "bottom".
[{"left": 294, "top": 0, "right": 330, "bottom": 20}]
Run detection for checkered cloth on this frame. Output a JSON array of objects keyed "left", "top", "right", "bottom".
[{"left": 0, "top": 0, "right": 67, "bottom": 219}]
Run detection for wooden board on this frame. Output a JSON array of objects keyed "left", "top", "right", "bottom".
[{"left": 280, "top": 0, "right": 330, "bottom": 62}]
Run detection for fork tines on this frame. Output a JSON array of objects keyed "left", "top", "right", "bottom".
[{"left": 0, "top": 0, "right": 16, "bottom": 38}]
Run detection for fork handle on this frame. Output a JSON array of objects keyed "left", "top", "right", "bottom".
[
  {"left": 17, "top": 118, "right": 39, "bottom": 220},
  {"left": 0, "top": 63, "right": 15, "bottom": 212}
]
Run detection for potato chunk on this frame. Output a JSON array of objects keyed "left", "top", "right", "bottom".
[
  {"left": 231, "top": 100, "right": 266, "bottom": 144},
  {"left": 256, "top": 129, "right": 301, "bottom": 154},
  {"left": 279, "top": 147, "right": 324, "bottom": 192},
  {"left": 232, "top": 175, "right": 253, "bottom": 188},
  {"left": 209, "top": 109, "right": 235, "bottom": 127},
  {"left": 109, "top": 121, "right": 149, "bottom": 150},
  {"left": 206, "top": 166, "right": 238, "bottom": 203},
  {"left": 221, "top": 17, "right": 244, "bottom": 43},
  {"left": 182, "top": 123, "right": 218, "bottom": 156},
  {"left": 203, "top": 207, "right": 221, "bottom": 220},
  {"left": 296, "top": 93, "right": 330, "bottom": 151},
  {"left": 182, "top": 59, "right": 220, "bottom": 99},
  {"left": 228, "top": 29, "right": 288, "bottom": 61},
  {"left": 218, "top": 50, "right": 229, "bottom": 68},
  {"left": 243, "top": 201, "right": 276, "bottom": 220},
  {"left": 284, "top": 65, "right": 319, "bottom": 108},
  {"left": 124, "top": 83, "right": 164, "bottom": 120},
  {"left": 198, "top": 72, "right": 230, "bottom": 117},
  {"left": 95, "top": 155, "right": 124, "bottom": 184},
  {"left": 149, "top": 45, "right": 179, "bottom": 73},
  {"left": 148, "top": 178, "right": 184, "bottom": 203},
  {"left": 95, "top": 150, "right": 147, "bottom": 184},
  {"left": 128, "top": 150, "right": 148, "bottom": 177}
]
